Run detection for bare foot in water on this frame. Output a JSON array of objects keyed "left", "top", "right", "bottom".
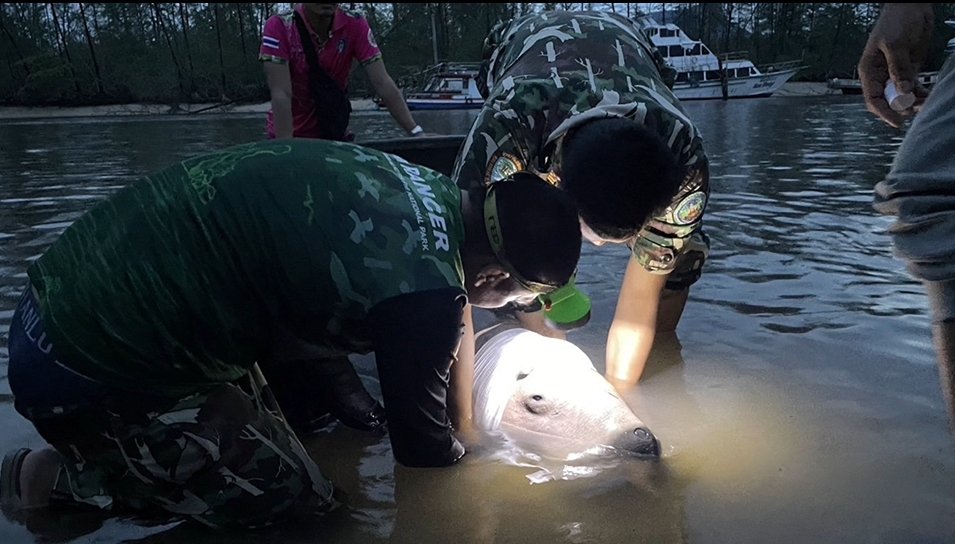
[{"left": 14, "top": 448, "right": 63, "bottom": 509}]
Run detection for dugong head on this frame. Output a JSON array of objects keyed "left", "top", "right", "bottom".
[{"left": 473, "top": 328, "right": 660, "bottom": 461}]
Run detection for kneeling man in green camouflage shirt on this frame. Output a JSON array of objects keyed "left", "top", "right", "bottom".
[{"left": 2, "top": 139, "right": 583, "bottom": 529}]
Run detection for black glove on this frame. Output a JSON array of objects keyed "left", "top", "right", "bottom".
[{"left": 258, "top": 356, "right": 387, "bottom": 435}]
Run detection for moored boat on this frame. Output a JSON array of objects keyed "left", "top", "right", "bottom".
[
  {"left": 633, "top": 14, "right": 803, "bottom": 100},
  {"left": 385, "top": 62, "right": 484, "bottom": 111}
]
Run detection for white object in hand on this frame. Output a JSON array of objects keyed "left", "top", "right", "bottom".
[{"left": 884, "top": 80, "right": 915, "bottom": 112}]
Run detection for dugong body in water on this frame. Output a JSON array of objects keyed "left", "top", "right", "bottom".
[{"left": 472, "top": 327, "right": 660, "bottom": 461}]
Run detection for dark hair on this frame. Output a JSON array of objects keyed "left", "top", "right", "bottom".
[
  {"left": 560, "top": 117, "right": 684, "bottom": 240},
  {"left": 479, "top": 174, "right": 582, "bottom": 287}
]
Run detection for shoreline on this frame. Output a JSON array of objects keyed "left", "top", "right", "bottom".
[
  {"left": 0, "top": 83, "right": 836, "bottom": 121},
  {"left": 0, "top": 98, "right": 381, "bottom": 121}
]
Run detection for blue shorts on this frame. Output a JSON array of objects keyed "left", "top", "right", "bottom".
[{"left": 7, "top": 286, "right": 112, "bottom": 419}]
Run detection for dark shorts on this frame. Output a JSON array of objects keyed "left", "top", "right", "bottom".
[
  {"left": 7, "top": 286, "right": 336, "bottom": 529},
  {"left": 7, "top": 287, "right": 112, "bottom": 418}
]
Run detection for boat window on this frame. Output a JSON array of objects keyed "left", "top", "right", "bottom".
[
  {"left": 669, "top": 45, "right": 684, "bottom": 57},
  {"left": 657, "top": 47, "right": 668, "bottom": 58},
  {"left": 690, "top": 44, "right": 701, "bottom": 56},
  {"left": 705, "top": 70, "right": 721, "bottom": 81},
  {"left": 689, "top": 71, "right": 703, "bottom": 82},
  {"left": 739, "top": 67, "right": 750, "bottom": 77},
  {"left": 660, "top": 28, "right": 675, "bottom": 38},
  {"left": 701, "top": 45, "right": 712, "bottom": 55},
  {"left": 675, "top": 72, "right": 689, "bottom": 83}
]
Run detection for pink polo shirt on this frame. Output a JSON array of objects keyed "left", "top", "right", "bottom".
[{"left": 258, "top": 5, "right": 382, "bottom": 139}]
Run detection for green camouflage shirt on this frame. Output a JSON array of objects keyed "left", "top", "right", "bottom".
[
  {"left": 28, "top": 140, "right": 465, "bottom": 394},
  {"left": 452, "top": 10, "right": 709, "bottom": 274}
]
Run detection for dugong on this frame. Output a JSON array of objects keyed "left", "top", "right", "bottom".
[{"left": 472, "top": 327, "right": 660, "bottom": 461}]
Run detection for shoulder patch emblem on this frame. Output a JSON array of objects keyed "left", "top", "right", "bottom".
[
  {"left": 486, "top": 152, "right": 524, "bottom": 185},
  {"left": 673, "top": 191, "right": 706, "bottom": 225}
]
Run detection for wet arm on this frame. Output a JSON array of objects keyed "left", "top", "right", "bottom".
[
  {"left": 931, "top": 316, "right": 955, "bottom": 433},
  {"left": 449, "top": 303, "right": 476, "bottom": 434},
  {"left": 264, "top": 61, "right": 294, "bottom": 139},
  {"left": 605, "top": 258, "right": 668, "bottom": 389},
  {"left": 364, "top": 59, "right": 420, "bottom": 135},
  {"left": 368, "top": 289, "right": 466, "bottom": 467}
]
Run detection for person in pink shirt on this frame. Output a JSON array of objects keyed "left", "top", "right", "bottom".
[{"left": 259, "top": 3, "right": 424, "bottom": 140}]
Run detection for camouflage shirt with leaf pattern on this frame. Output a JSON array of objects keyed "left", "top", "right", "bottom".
[
  {"left": 28, "top": 139, "right": 465, "bottom": 395},
  {"left": 452, "top": 10, "right": 710, "bottom": 274}
]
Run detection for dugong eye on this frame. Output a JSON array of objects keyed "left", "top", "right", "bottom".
[{"left": 524, "top": 394, "right": 548, "bottom": 415}]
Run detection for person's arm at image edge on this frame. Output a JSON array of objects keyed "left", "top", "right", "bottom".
[
  {"left": 263, "top": 61, "right": 294, "bottom": 139},
  {"left": 259, "top": 15, "right": 295, "bottom": 139},
  {"left": 363, "top": 59, "right": 422, "bottom": 136},
  {"left": 449, "top": 303, "right": 477, "bottom": 436},
  {"left": 857, "top": 3, "right": 935, "bottom": 128},
  {"left": 605, "top": 258, "right": 668, "bottom": 389}
]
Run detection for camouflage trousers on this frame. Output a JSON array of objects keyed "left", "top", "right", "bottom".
[
  {"left": 29, "top": 367, "right": 336, "bottom": 530},
  {"left": 8, "top": 286, "right": 337, "bottom": 529}
]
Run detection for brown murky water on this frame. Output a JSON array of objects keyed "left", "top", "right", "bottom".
[{"left": 1, "top": 97, "right": 953, "bottom": 544}]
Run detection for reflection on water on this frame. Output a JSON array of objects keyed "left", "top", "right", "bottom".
[{"left": 1, "top": 97, "right": 954, "bottom": 544}]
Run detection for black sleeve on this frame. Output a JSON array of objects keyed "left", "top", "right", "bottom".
[{"left": 367, "top": 288, "right": 468, "bottom": 468}]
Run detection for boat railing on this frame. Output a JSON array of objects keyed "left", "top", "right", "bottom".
[
  {"left": 755, "top": 59, "right": 805, "bottom": 74},
  {"left": 713, "top": 50, "right": 803, "bottom": 74},
  {"left": 419, "top": 62, "right": 481, "bottom": 79},
  {"left": 718, "top": 50, "right": 751, "bottom": 62},
  {"left": 398, "top": 61, "right": 482, "bottom": 92}
]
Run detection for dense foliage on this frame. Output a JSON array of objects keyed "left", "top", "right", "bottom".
[{"left": 1, "top": 3, "right": 953, "bottom": 106}]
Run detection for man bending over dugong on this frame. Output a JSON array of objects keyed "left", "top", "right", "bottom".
[{"left": 0, "top": 139, "right": 585, "bottom": 530}]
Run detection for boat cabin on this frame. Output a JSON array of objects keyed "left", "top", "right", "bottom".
[{"left": 640, "top": 20, "right": 763, "bottom": 84}]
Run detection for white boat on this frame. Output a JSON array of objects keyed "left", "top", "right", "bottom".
[
  {"left": 393, "top": 62, "right": 484, "bottom": 111},
  {"left": 633, "top": 15, "right": 802, "bottom": 100}
]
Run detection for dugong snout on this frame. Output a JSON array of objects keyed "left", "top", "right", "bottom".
[{"left": 615, "top": 426, "right": 661, "bottom": 458}]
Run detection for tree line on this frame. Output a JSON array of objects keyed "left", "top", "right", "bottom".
[{"left": 1, "top": 3, "right": 953, "bottom": 107}]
